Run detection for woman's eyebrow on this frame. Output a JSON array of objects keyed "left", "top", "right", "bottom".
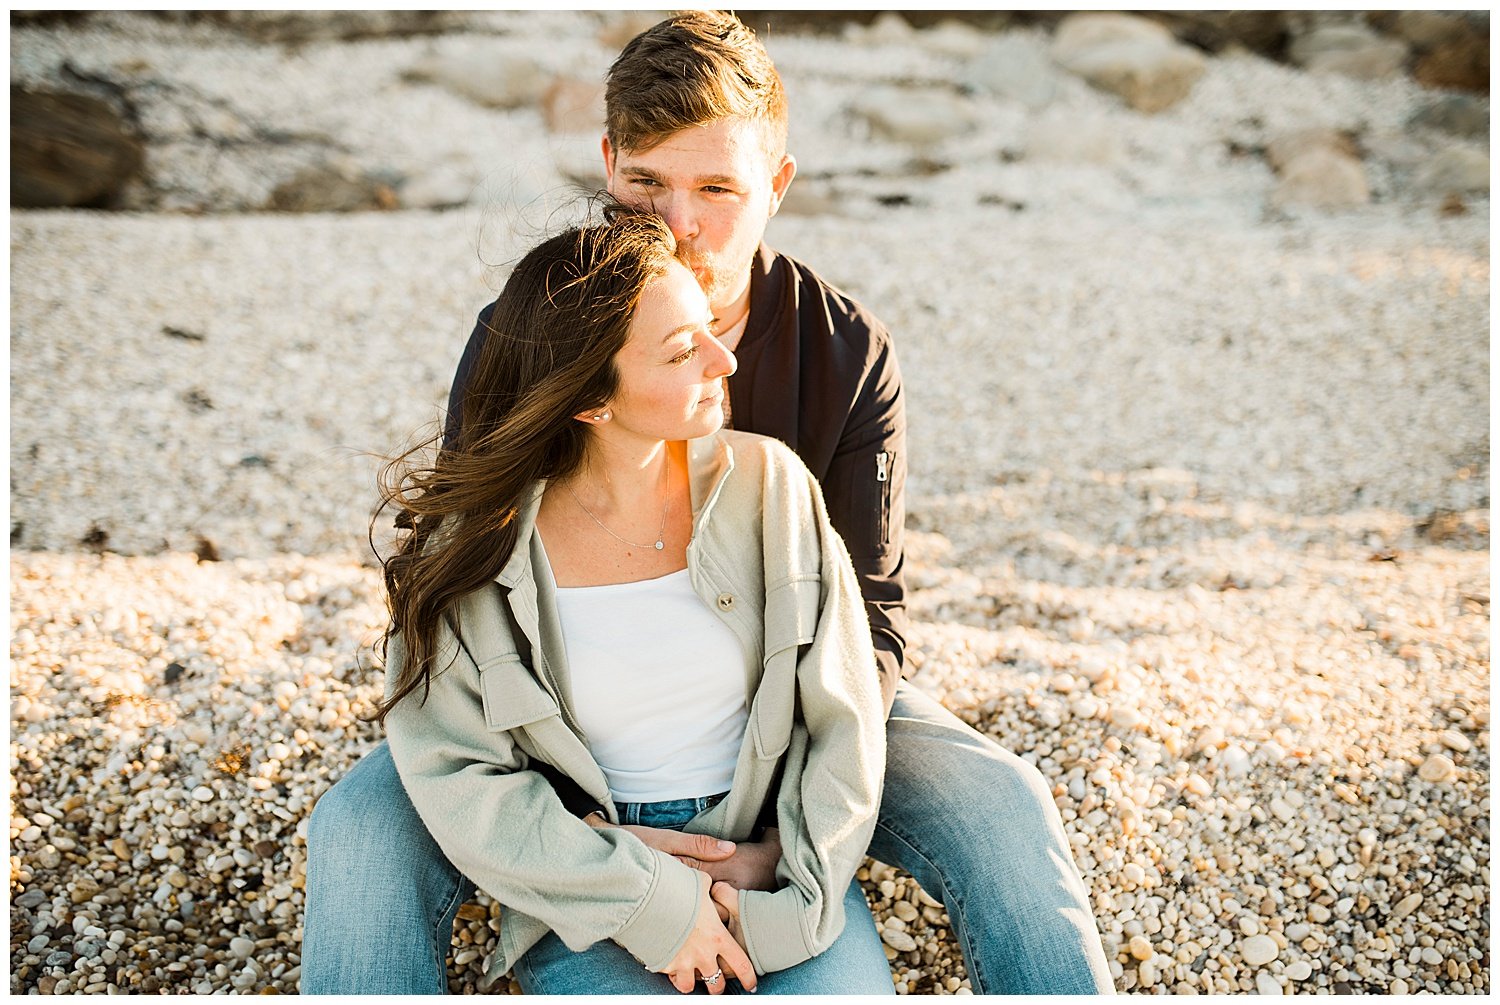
[{"left": 661, "top": 318, "right": 715, "bottom": 344}]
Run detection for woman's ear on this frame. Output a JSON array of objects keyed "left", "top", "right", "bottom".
[{"left": 572, "top": 407, "right": 612, "bottom": 425}]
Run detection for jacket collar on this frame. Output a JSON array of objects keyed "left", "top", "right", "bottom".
[
  {"left": 493, "top": 432, "right": 736, "bottom": 591},
  {"left": 741, "top": 243, "right": 782, "bottom": 353}
]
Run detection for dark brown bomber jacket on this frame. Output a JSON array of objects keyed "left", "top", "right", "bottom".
[{"left": 446, "top": 244, "right": 908, "bottom": 716}]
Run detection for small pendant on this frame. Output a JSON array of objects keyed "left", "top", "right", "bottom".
[{"left": 654, "top": 540, "right": 664, "bottom": 550}]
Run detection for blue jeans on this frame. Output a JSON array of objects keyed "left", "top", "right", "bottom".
[
  {"left": 514, "top": 794, "right": 894, "bottom": 995},
  {"left": 302, "top": 682, "right": 1112, "bottom": 994}
]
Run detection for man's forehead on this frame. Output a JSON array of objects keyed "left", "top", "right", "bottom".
[{"left": 612, "top": 118, "right": 770, "bottom": 175}]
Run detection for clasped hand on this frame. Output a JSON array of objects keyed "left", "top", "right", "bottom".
[{"left": 586, "top": 814, "right": 782, "bottom": 993}]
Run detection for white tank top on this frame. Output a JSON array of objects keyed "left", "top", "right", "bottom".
[{"left": 552, "top": 568, "right": 749, "bottom": 802}]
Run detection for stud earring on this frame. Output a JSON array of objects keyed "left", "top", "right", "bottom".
[{"left": 593, "top": 410, "right": 611, "bottom": 422}]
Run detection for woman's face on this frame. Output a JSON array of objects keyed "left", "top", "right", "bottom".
[{"left": 597, "top": 258, "right": 737, "bottom": 443}]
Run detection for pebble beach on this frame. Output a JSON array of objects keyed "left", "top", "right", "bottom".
[{"left": 8, "top": 11, "right": 1489, "bottom": 995}]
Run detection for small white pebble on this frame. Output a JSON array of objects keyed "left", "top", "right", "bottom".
[{"left": 1241, "top": 934, "right": 1279, "bottom": 966}]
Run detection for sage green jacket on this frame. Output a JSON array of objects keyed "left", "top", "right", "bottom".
[{"left": 383, "top": 430, "right": 886, "bottom": 985}]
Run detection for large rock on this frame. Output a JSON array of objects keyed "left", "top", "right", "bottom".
[
  {"left": 852, "top": 87, "right": 979, "bottom": 145},
  {"left": 1288, "top": 24, "right": 1409, "bottom": 80},
  {"left": 1390, "top": 10, "right": 1476, "bottom": 50},
  {"left": 1408, "top": 95, "right": 1489, "bottom": 139},
  {"left": 918, "top": 19, "right": 989, "bottom": 61},
  {"left": 1413, "top": 34, "right": 1489, "bottom": 93},
  {"left": 11, "top": 88, "right": 144, "bottom": 208},
  {"left": 1264, "top": 129, "right": 1359, "bottom": 174},
  {"left": 964, "top": 35, "right": 1059, "bottom": 110},
  {"left": 1271, "top": 149, "right": 1371, "bottom": 210},
  {"left": 1415, "top": 147, "right": 1490, "bottom": 195},
  {"left": 541, "top": 77, "right": 605, "bottom": 135},
  {"left": 1051, "top": 13, "right": 1207, "bottom": 113},
  {"left": 191, "top": 10, "right": 470, "bottom": 42},
  {"left": 404, "top": 50, "right": 551, "bottom": 110},
  {"left": 265, "top": 161, "right": 396, "bottom": 213},
  {"left": 1143, "top": 12, "right": 1290, "bottom": 58}
]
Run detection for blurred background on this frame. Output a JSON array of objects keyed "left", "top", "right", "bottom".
[{"left": 9, "top": 9, "right": 1490, "bottom": 997}]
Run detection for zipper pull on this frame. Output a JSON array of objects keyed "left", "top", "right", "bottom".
[{"left": 876, "top": 451, "right": 889, "bottom": 482}]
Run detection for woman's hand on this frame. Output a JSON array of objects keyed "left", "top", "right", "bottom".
[
  {"left": 709, "top": 880, "right": 748, "bottom": 953},
  {"left": 659, "top": 873, "right": 757, "bottom": 994}
]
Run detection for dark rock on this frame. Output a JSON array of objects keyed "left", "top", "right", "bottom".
[
  {"left": 43, "top": 950, "right": 73, "bottom": 968},
  {"left": 16, "top": 888, "right": 48, "bottom": 909},
  {"left": 194, "top": 537, "right": 220, "bottom": 563},
  {"left": 164, "top": 662, "right": 186, "bottom": 685},
  {"left": 11, "top": 88, "right": 144, "bottom": 208},
  {"left": 1413, "top": 34, "right": 1490, "bottom": 93},
  {"left": 162, "top": 325, "right": 205, "bottom": 342},
  {"left": 82, "top": 526, "right": 109, "bottom": 552}
]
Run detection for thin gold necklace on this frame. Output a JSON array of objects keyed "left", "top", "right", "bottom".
[{"left": 564, "top": 464, "right": 669, "bottom": 552}]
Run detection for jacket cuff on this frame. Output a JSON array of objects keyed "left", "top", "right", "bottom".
[
  {"left": 737, "top": 887, "right": 813, "bottom": 974},
  {"left": 611, "top": 851, "right": 704, "bottom": 972}
]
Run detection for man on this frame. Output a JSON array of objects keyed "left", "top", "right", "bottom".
[{"left": 303, "top": 11, "right": 1113, "bottom": 994}]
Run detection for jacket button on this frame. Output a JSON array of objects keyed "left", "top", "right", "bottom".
[{"left": 716, "top": 593, "right": 735, "bottom": 611}]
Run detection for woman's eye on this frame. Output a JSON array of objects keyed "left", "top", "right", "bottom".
[{"left": 671, "top": 346, "right": 700, "bottom": 365}]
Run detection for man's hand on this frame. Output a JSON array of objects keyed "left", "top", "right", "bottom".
[
  {"left": 585, "top": 812, "right": 739, "bottom": 870},
  {"left": 586, "top": 814, "right": 782, "bottom": 892},
  {"left": 697, "top": 827, "right": 782, "bottom": 892}
]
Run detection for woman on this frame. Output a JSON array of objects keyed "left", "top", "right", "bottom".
[{"left": 373, "top": 208, "right": 893, "bottom": 995}]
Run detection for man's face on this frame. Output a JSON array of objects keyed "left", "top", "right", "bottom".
[{"left": 604, "top": 118, "right": 795, "bottom": 315}]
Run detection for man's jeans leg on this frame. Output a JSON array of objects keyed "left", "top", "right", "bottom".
[
  {"left": 868, "top": 682, "right": 1115, "bottom": 995},
  {"left": 301, "top": 740, "right": 475, "bottom": 994}
]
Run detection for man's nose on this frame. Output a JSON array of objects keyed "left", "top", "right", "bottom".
[{"left": 657, "top": 193, "right": 698, "bottom": 242}]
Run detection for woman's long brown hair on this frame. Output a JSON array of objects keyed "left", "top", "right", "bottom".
[{"left": 367, "top": 208, "right": 677, "bottom": 724}]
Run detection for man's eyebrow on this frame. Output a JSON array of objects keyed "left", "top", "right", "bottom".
[{"left": 621, "top": 166, "right": 740, "bottom": 186}]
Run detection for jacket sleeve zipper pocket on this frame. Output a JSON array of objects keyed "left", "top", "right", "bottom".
[{"left": 876, "top": 450, "right": 892, "bottom": 546}]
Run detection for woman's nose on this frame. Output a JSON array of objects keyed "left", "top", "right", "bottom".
[{"left": 705, "top": 335, "right": 737, "bottom": 379}]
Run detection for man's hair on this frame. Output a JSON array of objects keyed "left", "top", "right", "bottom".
[{"left": 605, "top": 10, "right": 788, "bottom": 163}]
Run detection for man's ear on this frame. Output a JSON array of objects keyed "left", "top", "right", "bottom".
[
  {"left": 601, "top": 134, "right": 617, "bottom": 186},
  {"left": 768, "top": 153, "right": 797, "bottom": 217}
]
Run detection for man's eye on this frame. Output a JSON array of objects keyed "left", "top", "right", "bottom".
[
  {"left": 703, "top": 186, "right": 730, "bottom": 194},
  {"left": 633, "top": 178, "right": 660, "bottom": 188}
]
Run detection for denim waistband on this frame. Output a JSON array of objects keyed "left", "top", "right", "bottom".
[{"left": 616, "top": 791, "right": 730, "bottom": 830}]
